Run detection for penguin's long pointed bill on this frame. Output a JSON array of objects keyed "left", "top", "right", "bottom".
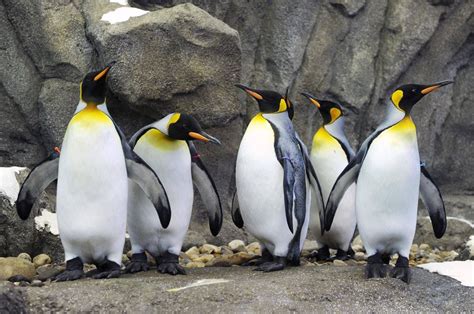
[
  {"left": 189, "top": 132, "right": 221, "bottom": 145},
  {"left": 301, "top": 92, "right": 321, "bottom": 108},
  {"left": 421, "top": 80, "right": 453, "bottom": 95},
  {"left": 235, "top": 84, "right": 263, "bottom": 100},
  {"left": 93, "top": 61, "right": 116, "bottom": 81}
]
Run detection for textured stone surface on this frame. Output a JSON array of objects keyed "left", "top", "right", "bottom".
[{"left": 0, "top": 257, "right": 36, "bottom": 281}]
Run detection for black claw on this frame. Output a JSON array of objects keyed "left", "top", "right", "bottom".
[
  {"left": 242, "top": 248, "right": 273, "bottom": 266},
  {"left": 92, "top": 259, "right": 121, "bottom": 280},
  {"left": 254, "top": 256, "right": 286, "bottom": 272},
  {"left": 334, "top": 249, "right": 350, "bottom": 261},
  {"left": 125, "top": 253, "right": 150, "bottom": 274},
  {"left": 157, "top": 263, "right": 186, "bottom": 275}
]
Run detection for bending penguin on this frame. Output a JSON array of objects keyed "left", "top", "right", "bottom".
[
  {"left": 126, "top": 113, "right": 222, "bottom": 275},
  {"left": 232, "top": 84, "right": 324, "bottom": 272},
  {"left": 16, "top": 63, "right": 171, "bottom": 281},
  {"left": 301, "top": 93, "right": 356, "bottom": 261},
  {"left": 324, "top": 81, "right": 450, "bottom": 283}
]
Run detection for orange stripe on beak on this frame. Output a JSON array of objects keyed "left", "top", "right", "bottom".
[
  {"left": 94, "top": 66, "right": 111, "bottom": 81},
  {"left": 421, "top": 85, "right": 440, "bottom": 95},
  {"left": 188, "top": 132, "right": 209, "bottom": 142},
  {"left": 245, "top": 89, "right": 263, "bottom": 100},
  {"left": 309, "top": 97, "right": 321, "bottom": 108}
]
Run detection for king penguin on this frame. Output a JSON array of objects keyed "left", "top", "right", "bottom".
[
  {"left": 16, "top": 62, "right": 171, "bottom": 281},
  {"left": 125, "top": 113, "right": 222, "bottom": 275},
  {"left": 324, "top": 81, "right": 450, "bottom": 283},
  {"left": 301, "top": 93, "right": 356, "bottom": 261},
  {"left": 232, "top": 84, "right": 324, "bottom": 272}
]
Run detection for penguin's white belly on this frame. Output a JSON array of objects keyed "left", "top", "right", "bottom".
[
  {"left": 236, "top": 115, "right": 299, "bottom": 256},
  {"left": 57, "top": 110, "right": 127, "bottom": 264},
  {"left": 310, "top": 146, "right": 356, "bottom": 250},
  {"left": 356, "top": 126, "right": 419, "bottom": 257},
  {"left": 127, "top": 130, "right": 193, "bottom": 256}
]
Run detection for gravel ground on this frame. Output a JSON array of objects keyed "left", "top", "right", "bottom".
[{"left": 2, "top": 265, "right": 472, "bottom": 312}]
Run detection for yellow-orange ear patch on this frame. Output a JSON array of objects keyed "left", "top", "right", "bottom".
[
  {"left": 278, "top": 98, "right": 288, "bottom": 112},
  {"left": 391, "top": 90, "right": 404, "bottom": 111},
  {"left": 329, "top": 107, "right": 341, "bottom": 123}
]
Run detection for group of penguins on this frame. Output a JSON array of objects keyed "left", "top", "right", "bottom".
[{"left": 16, "top": 62, "right": 449, "bottom": 284}]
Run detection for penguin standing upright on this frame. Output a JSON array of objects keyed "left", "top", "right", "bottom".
[
  {"left": 125, "top": 113, "right": 222, "bottom": 275},
  {"left": 325, "top": 81, "right": 450, "bottom": 283},
  {"left": 16, "top": 63, "right": 171, "bottom": 281},
  {"left": 301, "top": 93, "right": 356, "bottom": 261},
  {"left": 232, "top": 84, "right": 324, "bottom": 272}
]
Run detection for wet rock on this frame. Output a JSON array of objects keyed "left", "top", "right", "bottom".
[
  {"left": 36, "top": 264, "right": 64, "bottom": 282},
  {"left": 17, "top": 253, "right": 32, "bottom": 263},
  {"left": 32, "top": 254, "right": 52, "bottom": 268},
  {"left": 228, "top": 240, "right": 246, "bottom": 252},
  {"left": 0, "top": 257, "right": 36, "bottom": 281}
]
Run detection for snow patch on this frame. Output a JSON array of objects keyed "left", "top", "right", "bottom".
[
  {"left": 110, "top": 0, "right": 129, "bottom": 5},
  {"left": 418, "top": 261, "right": 474, "bottom": 287},
  {"left": 467, "top": 235, "right": 474, "bottom": 257},
  {"left": 167, "top": 279, "right": 231, "bottom": 292},
  {"left": 0, "top": 167, "right": 27, "bottom": 205},
  {"left": 34, "top": 209, "right": 59, "bottom": 236},
  {"left": 101, "top": 7, "right": 149, "bottom": 24}
]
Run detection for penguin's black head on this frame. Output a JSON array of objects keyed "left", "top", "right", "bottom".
[
  {"left": 391, "top": 80, "right": 453, "bottom": 114},
  {"left": 167, "top": 113, "right": 221, "bottom": 144},
  {"left": 301, "top": 92, "right": 343, "bottom": 125},
  {"left": 81, "top": 61, "right": 116, "bottom": 105},
  {"left": 235, "top": 84, "right": 290, "bottom": 115}
]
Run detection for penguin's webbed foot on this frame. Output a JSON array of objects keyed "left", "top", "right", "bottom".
[
  {"left": 254, "top": 257, "right": 286, "bottom": 272},
  {"left": 54, "top": 256, "right": 84, "bottom": 282},
  {"left": 242, "top": 248, "right": 273, "bottom": 266},
  {"left": 390, "top": 255, "right": 411, "bottom": 283},
  {"left": 157, "top": 262, "right": 186, "bottom": 275},
  {"left": 334, "top": 249, "right": 350, "bottom": 261},
  {"left": 156, "top": 252, "right": 186, "bottom": 275},
  {"left": 365, "top": 253, "right": 388, "bottom": 279},
  {"left": 125, "top": 252, "right": 150, "bottom": 273},
  {"left": 308, "top": 246, "right": 331, "bottom": 262},
  {"left": 92, "top": 260, "right": 121, "bottom": 279},
  {"left": 54, "top": 270, "right": 84, "bottom": 282}
]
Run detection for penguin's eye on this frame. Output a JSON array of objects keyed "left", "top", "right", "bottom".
[{"left": 411, "top": 88, "right": 416, "bottom": 93}]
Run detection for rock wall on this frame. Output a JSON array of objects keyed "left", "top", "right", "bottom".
[{"left": 0, "top": 0, "right": 472, "bottom": 256}]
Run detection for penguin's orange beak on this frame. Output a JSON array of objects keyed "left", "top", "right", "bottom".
[
  {"left": 421, "top": 80, "right": 453, "bottom": 95},
  {"left": 235, "top": 84, "right": 263, "bottom": 100},
  {"left": 301, "top": 92, "right": 321, "bottom": 108},
  {"left": 94, "top": 61, "right": 116, "bottom": 81}
]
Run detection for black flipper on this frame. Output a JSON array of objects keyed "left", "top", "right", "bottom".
[
  {"left": 113, "top": 122, "right": 171, "bottom": 228},
  {"left": 420, "top": 163, "right": 447, "bottom": 238},
  {"left": 267, "top": 119, "right": 307, "bottom": 265},
  {"left": 295, "top": 135, "right": 325, "bottom": 235},
  {"left": 16, "top": 151, "right": 59, "bottom": 220},
  {"left": 325, "top": 127, "right": 388, "bottom": 231},
  {"left": 231, "top": 190, "right": 244, "bottom": 228},
  {"left": 188, "top": 141, "right": 223, "bottom": 236}
]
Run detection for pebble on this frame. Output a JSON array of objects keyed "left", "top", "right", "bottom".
[
  {"left": 33, "top": 254, "right": 52, "bottom": 268},
  {"left": 122, "top": 254, "right": 129, "bottom": 264},
  {"left": 31, "top": 279, "right": 44, "bottom": 287},
  {"left": 419, "top": 243, "right": 431, "bottom": 253},
  {"left": 228, "top": 240, "right": 246, "bottom": 252},
  {"left": 17, "top": 253, "right": 32, "bottom": 262},
  {"left": 245, "top": 242, "right": 261, "bottom": 255},
  {"left": 192, "top": 254, "right": 215, "bottom": 264},
  {"left": 185, "top": 261, "right": 205, "bottom": 268},
  {"left": 354, "top": 252, "right": 366, "bottom": 261},
  {"left": 0, "top": 257, "right": 36, "bottom": 281},
  {"left": 220, "top": 246, "right": 234, "bottom": 256},
  {"left": 199, "top": 244, "right": 221, "bottom": 254},
  {"left": 185, "top": 246, "right": 200, "bottom": 260},
  {"left": 333, "top": 260, "right": 347, "bottom": 266}
]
